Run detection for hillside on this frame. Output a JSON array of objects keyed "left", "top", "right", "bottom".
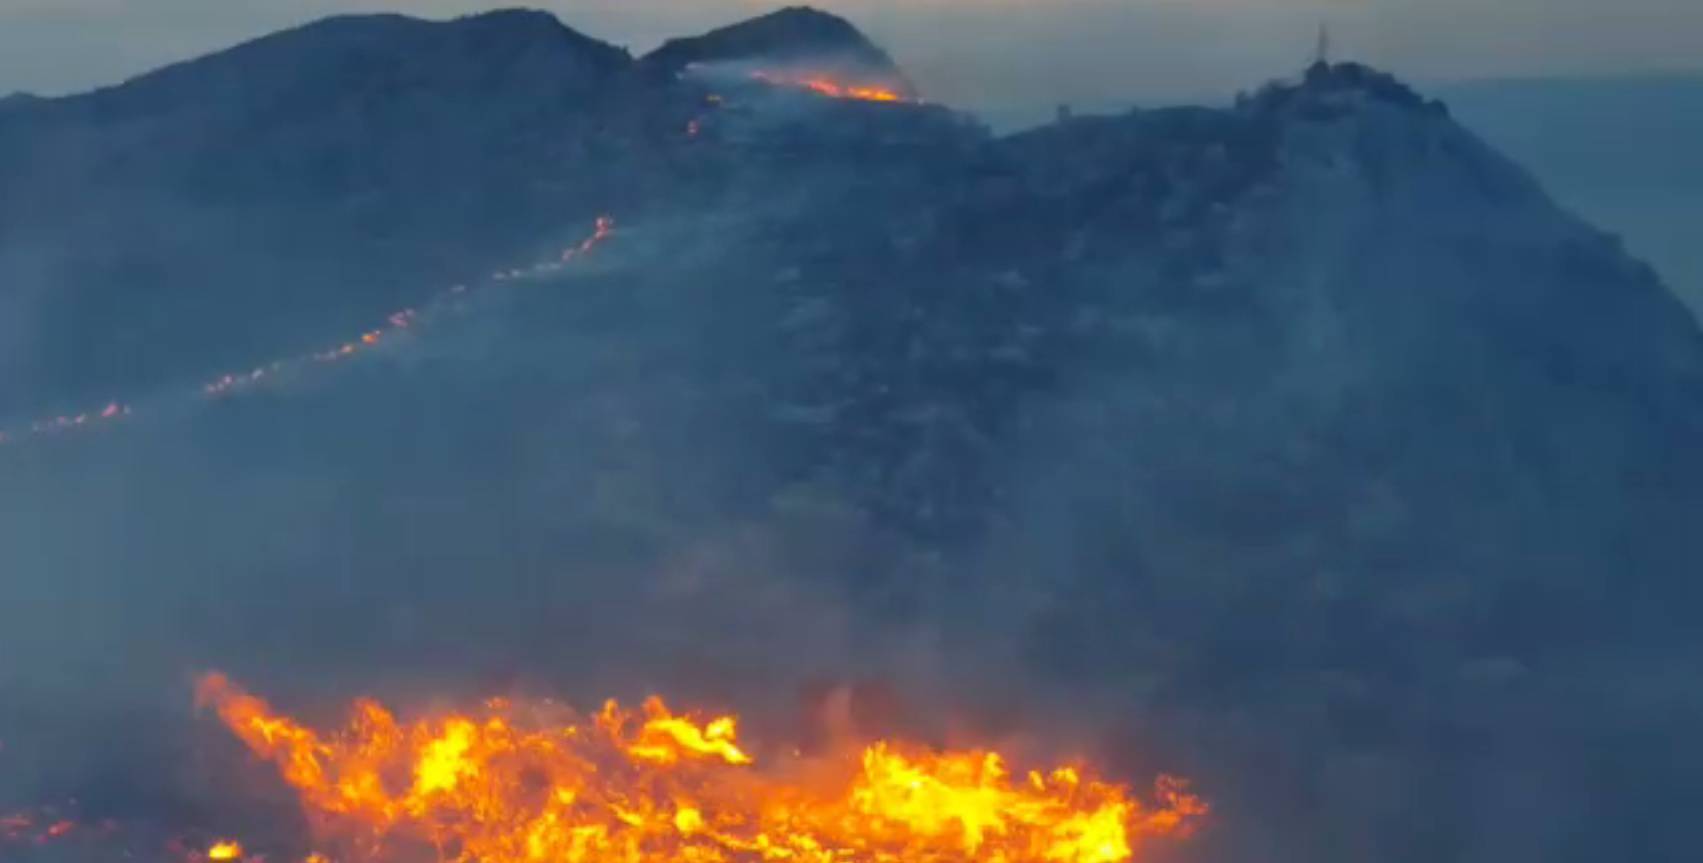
[{"left": 0, "top": 9, "right": 666, "bottom": 414}]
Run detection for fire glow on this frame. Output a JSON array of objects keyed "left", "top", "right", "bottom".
[
  {"left": 0, "top": 807, "right": 124, "bottom": 855},
  {"left": 196, "top": 673, "right": 1204, "bottom": 863},
  {"left": 749, "top": 70, "right": 908, "bottom": 103},
  {"left": 0, "top": 216, "right": 616, "bottom": 448},
  {"left": 0, "top": 810, "right": 80, "bottom": 845},
  {"left": 0, "top": 808, "right": 259, "bottom": 863},
  {"left": 207, "top": 839, "right": 245, "bottom": 860}
]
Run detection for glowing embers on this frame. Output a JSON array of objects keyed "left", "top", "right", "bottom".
[
  {"left": 0, "top": 401, "right": 132, "bottom": 447},
  {"left": 0, "top": 809, "right": 79, "bottom": 845},
  {"left": 0, "top": 806, "right": 122, "bottom": 853},
  {"left": 0, "top": 216, "right": 616, "bottom": 447},
  {"left": 206, "top": 839, "right": 245, "bottom": 860},
  {"left": 204, "top": 214, "right": 616, "bottom": 401},
  {"left": 196, "top": 673, "right": 1205, "bottom": 863},
  {"left": 0, "top": 809, "right": 264, "bottom": 862},
  {"left": 748, "top": 70, "right": 910, "bottom": 103},
  {"left": 32, "top": 400, "right": 129, "bottom": 432}
]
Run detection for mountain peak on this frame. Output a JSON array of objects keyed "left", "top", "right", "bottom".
[
  {"left": 455, "top": 7, "right": 563, "bottom": 26},
  {"left": 641, "top": 5, "right": 914, "bottom": 97},
  {"left": 1302, "top": 61, "right": 1435, "bottom": 108},
  {"left": 436, "top": 6, "right": 615, "bottom": 51},
  {"left": 1195, "top": 61, "right": 1454, "bottom": 142},
  {"left": 1239, "top": 61, "right": 1449, "bottom": 121},
  {"left": 741, "top": 5, "right": 873, "bottom": 40},
  {"left": 0, "top": 91, "right": 38, "bottom": 111},
  {"left": 64, "top": 7, "right": 632, "bottom": 121}
]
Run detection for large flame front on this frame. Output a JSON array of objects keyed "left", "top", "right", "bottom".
[{"left": 197, "top": 674, "right": 1203, "bottom": 863}]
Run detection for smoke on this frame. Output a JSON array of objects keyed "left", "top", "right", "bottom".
[
  {"left": 0, "top": 252, "right": 47, "bottom": 414},
  {"left": 0, "top": 209, "right": 969, "bottom": 842}
]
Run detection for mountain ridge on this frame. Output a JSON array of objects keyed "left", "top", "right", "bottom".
[
  {"left": 36, "top": 8, "right": 634, "bottom": 120},
  {"left": 641, "top": 5, "right": 916, "bottom": 96}
]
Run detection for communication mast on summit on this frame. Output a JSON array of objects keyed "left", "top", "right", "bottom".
[{"left": 1314, "top": 22, "right": 1332, "bottom": 66}]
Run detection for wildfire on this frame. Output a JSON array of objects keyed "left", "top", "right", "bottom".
[
  {"left": 749, "top": 70, "right": 908, "bottom": 103},
  {"left": 1, "top": 216, "right": 616, "bottom": 447},
  {"left": 0, "top": 401, "right": 133, "bottom": 444},
  {"left": 0, "top": 811, "right": 259, "bottom": 863},
  {"left": 207, "top": 839, "right": 245, "bottom": 860},
  {"left": 196, "top": 674, "right": 1203, "bottom": 863},
  {"left": 0, "top": 807, "right": 120, "bottom": 851}
]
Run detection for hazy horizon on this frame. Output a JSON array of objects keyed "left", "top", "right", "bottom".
[{"left": 5, "top": 1, "right": 1703, "bottom": 110}]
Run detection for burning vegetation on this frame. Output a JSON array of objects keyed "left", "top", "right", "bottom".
[
  {"left": 0, "top": 808, "right": 86, "bottom": 845},
  {"left": 748, "top": 70, "right": 909, "bottom": 103},
  {"left": 194, "top": 673, "right": 1205, "bottom": 863},
  {"left": 0, "top": 216, "right": 616, "bottom": 449}
]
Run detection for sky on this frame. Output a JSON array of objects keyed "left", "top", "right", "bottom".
[{"left": 2, "top": 0, "right": 1701, "bottom": 112}]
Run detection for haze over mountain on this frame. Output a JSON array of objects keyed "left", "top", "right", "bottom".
[
  {"left": 1441, "top": 73, "right": 1703, "bottom": 311},
  {"left": 1, "top": 8, "right": 1700, "bottom": 863},
  {"left": 964, "top": 74, "right": 1703, "bottom": 316}
]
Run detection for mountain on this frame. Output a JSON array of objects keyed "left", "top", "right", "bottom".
[
  {"left": 641, "top": 6, "right": 916, "bottom": 97},
  {"left": 0, "top": 9, "right": 667, "bottom": 414},
  {"left": 2, "top": 11, "right": 1702, "bottom": 863}
]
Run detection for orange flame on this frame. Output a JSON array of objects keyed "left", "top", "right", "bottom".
[
  {"left": 2, "top": 216, "right": 616, "bottom": 448},
  {"left": 207, "top": 839, "right": 244, "bottom": 860},
  {"left": 198, "top": 216, "right": 612, "bottom": 398},
  {"left": 196, "top": 673, "right": 1204, "bottom": 863},
  {"left": 749, "top": 70, "right": 908, "bottom": 103}
]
